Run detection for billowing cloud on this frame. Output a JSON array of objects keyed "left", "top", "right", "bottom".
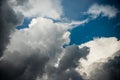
[
  {"left": 76, "top": 37, "right": 120, "bottom": 80},
  {"left": 0, "top": 0, "right": 120, "bottom": 80},
  {"left": 81, "top": 50, "right": 120, "bottom": 80},
  {"left": 86, "top": 3, "right": 118, "bottom": 19},
  {"left": 5, "top": 17, "right": 68, "bottom": 54},
  {"left": 0, "top": 0, "right": 89, "bottom": 79},
  {"left": 0, "top": 15, "right": 89, "bottom": 80},
  {"left": 37, "top": 45, "right": 89, "bottom": 80}
]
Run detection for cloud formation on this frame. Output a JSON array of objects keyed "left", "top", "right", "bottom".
[
  {"left": 0, "top": 0, "right": 23, "bottom": 57},
  {"left": 86, "top": 3, "right": 118, "bottom": 19},
  {"left": 9, "top": 0, "right": 62, "bottom": 19},
  {"left": 83, "top": 50, "right": 120, "bottom": 80},
  {"left": 37, "top": 45, "right": 89, "bottom": 80},
  {"left": 0, "top": 14, "right": 89, "bottom": 80},
  {"left": 76, "top": 37, "right": 120, "bottom": 80},
  {"left": 0, "top": 0, "right": 120, "bottom": 80}
]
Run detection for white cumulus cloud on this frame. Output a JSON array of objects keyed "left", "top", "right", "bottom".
[
  {"left": 2, "top": 17, "right": 87, "bottom": 65},
  {"left": 5, "top": 17, "right": 68, "bottom": 56}
]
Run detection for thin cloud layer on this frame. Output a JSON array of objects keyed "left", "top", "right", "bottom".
[{"left": 86, "top": 3, "right": 118, "bottom": 19}]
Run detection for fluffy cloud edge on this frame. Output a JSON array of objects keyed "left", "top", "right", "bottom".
[{"left": 76, "top": 37, "right": 120, "bottom": 79}]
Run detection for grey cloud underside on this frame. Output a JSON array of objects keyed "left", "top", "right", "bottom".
[
  {"left": 0, "top": 0, "right": 23, "bottom": 57},
  {"left": 57, "top": 46, "right": 89, "bottom": 73},
  {"left": 44, "top": 46, "right": 89, "bottom": 80},
  {"left": 0, "top": 45, "right": 90, "bottom": 80},
  {"left": 105, "top": 51, "right": 120, "bottom": 80}
]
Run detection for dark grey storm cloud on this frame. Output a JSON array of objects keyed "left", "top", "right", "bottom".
[
  {"left": 0, "top": 58, "right": 26, "bottom": 80},
  {"left": 17, "top": 45, "right": 89, "bottom": 80},
  {"left": 0, "top": 51, "right": 49, "bottom": 80},
  {"left": 102, "top": 50, "right": 120, "bottom": 80},
  {"left": 0, "top": 44, "right": 90, "bottom": 80},
  {"left": 57, "top": 45, "right": 89, "bottom": 73},
  {"left": 0, "top": 0, "right": 23, "bottom": 57},
  {"left": 16, "top": 53, "right": 49, "bottom": 80},
  {"left": 43, "top": 45, "right": 89, "bottom": 80},
  {"left": 0, "top": 0, "right": 24, "bottom": 80}
]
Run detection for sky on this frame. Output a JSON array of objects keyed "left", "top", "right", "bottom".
[{"left": 0, "top": 0, "right": 120, "bottom": 80}]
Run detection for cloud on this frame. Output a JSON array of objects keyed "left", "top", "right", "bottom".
[
  {"left": 86, "top": 3, "right": 118, "bottom": 19},
  {"left": 0, "top": 0, "right": 88, "bottom": 78},
  {"left": 57, "top": 45, "right": 89, "bottom": 72},
  {"left": 5, "top": 17, "right": 69, "bottom": 55},
  {"left": 1, "top": 1, "right": 119, "bottom": 80},
  {"left": 62, "top": 32, "right": 71, "bottom": 45},
  {"left": 9, "top": 0, "right": 63, "bottom": 19},
  {"left": 76, "top": 37, "right": 120, "bottom": 80},
  {"left": 70, "top": 19, "right": 89, "bottom": 27},
  {"left": 0, "top": 0, "right": 24, "bottom": 57},
  {"left": 38, "top": 45, "right": 89, "bottom": 80},
  {"left": 0, "top": 16, "right": 89, "bottom": 80},
  {"left": 83, "top": 50, "right": 120, "bottom": 80},
  {"left": 5, "top": 17, "right": 88, "bottom": 57}
]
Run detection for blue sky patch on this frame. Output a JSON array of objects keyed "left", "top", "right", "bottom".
[
  {"left": 69, "top": 16, "right": 120, "bottom": 45},
  {"left": 16, "top": 18, "right": 32, "bottom": 30}
]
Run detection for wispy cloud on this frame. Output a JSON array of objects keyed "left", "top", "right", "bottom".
[{"left": 86, "top": 3, "right": 118, "bottom": 19}]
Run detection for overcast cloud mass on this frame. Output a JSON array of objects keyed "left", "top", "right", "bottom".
[{"left": 0, "top": 0, "right": 120, "bottom": 80}]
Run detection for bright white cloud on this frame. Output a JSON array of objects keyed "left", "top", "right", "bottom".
[
  {"left": 87, "top": 3, "right": 118, "bottom": 19},
  {"left": 9, "top": 0, "right": 63, "bottom": 19},
  {"left": 3, "top": 17, "right": 87, "bottom": 64},
  {"left": 76, "top": 37, "right": 120, "bottom": 79},
  {"left": 5, "top": 17, "right": 68, "bottom": 56}
]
